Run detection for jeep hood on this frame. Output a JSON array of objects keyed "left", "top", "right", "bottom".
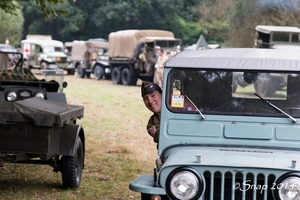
[
  {"left": 0, "top": 97, "right": 84, "bottom": 127},
  {"left": 162, "top": 146, "right": 300, "bottom": 171}
]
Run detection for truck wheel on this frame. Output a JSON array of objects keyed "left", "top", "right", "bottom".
[
  {"left": 121, "top": 67, "right": 137, "bottom": 85},
  {"left": 40, "top": 62, "right": 48, "bottom": 70},
  {"left": 111, "top": 67, "right": 122, "bottom": 84},
  {"left": 94, "top": 65, "right": 104, "bottom": 80},
  {"left": 77, "top": 65, "right": 86, "bottom": 78},
  {"left": 61, "top": 137, "right": 84, "bottom": 188}
]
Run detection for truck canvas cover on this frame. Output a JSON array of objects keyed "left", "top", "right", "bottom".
[
  {"left": 108, "top": 29, "right": 175, "bottom": 58},
  {"left": 0, "top": 97, "right": 84, "bottom": 127},
  {"left": 71, "top": 40, "right": 109, "bottom": 61}
]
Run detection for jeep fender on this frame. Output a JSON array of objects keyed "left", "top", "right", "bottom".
[{"left": 58, "top": 124, "right": 85, "bottom": 157}]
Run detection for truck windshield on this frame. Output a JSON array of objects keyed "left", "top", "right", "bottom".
[
  {"left": 44, "top": 46, "right": 63, "bottom": 53},
  {"left": 167, "top": 69, "right": 300, "bottom": 117}
]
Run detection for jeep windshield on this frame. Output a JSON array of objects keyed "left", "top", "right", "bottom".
[{"left": 167, "top": 69, "right": 300, "bottom": 117}]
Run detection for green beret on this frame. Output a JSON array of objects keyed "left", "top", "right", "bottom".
[{"left": 141, "top": 81, "right": 162, "bottom": 97}]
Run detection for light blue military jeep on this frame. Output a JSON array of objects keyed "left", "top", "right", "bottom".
[{"left": 130, "top": 48, "right": 300, "bottom": 200}]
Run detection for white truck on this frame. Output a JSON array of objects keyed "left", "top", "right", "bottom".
[{"left": 21, "top": 35, "right": 75, "bottom": 74}]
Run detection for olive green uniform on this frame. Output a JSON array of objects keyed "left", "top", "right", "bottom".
[{"left": 146, "top": 113, "right": 160, "bottom": 143}]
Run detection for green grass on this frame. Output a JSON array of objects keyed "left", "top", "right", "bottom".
[{"left": 0, "top": 75, "right": 157, "bottom": 199}]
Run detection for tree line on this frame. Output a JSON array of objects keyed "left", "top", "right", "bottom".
[{"left": 1, "top": 0, "right": 300, "bottom": 48}]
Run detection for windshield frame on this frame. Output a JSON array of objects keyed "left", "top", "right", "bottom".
[{"left": 166, "top": 68, "right": 300, "bottom": 118}]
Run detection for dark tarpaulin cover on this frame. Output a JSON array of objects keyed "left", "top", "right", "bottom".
[{"left": 0, "top": 98, "right": 84, "bottom": 127}]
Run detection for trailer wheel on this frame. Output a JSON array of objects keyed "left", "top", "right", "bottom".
[
  {"left": 77, "top": 65, "right": 86, "bottom": 78},
  {"left": 121, "top": 67, "right": 137, "bottom": 85},
  {"left": 61, "top": 137, "right": 84, "bottom": 188},
  {"left": 111, "top": 67, "right": 122, "bottom": 84},
  {"left": 94, "top": 65, "right": 104, "bottom": 80}
]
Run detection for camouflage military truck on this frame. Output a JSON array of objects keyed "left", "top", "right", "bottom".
[
  {"left": 72, "top": 40, "right": 110, "bottom": 80},
  {"left": 0, "top": 50, "right": 85, "bottom": 188},
  {"left": 21, "top": 35, "right": 75, "bottom": 75},
  {"left": 254, "top": 25, "right": 300, "bottom": 49},
  {"left": 108, "top": 29, "right": 181, "bottom": 86}
]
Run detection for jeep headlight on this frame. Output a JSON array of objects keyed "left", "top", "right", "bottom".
[
  {"left": 166, "top": 167, "right": 203, "bottom": 200},
  {"left": 35, "top": 92, "right": 45, "bottom": 99},
  {"left": 274, "top": 173, "right": 300, "bottom": 200},
  {"left": 7, "top": 91, "right": 17, "bottom": 101}
]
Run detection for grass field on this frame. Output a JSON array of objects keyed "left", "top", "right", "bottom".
[{"left": 0, "top": 74, "right": 157, "bottom": 200}]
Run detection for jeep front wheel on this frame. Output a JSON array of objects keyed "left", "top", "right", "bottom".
[{"left": 61, "top": 137, "right": 84, "bottom": 188}]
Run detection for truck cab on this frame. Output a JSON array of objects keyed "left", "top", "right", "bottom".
[
  {"left": 130, "top": 48, "right": 300, "bottom": 200},
  {"left": 254, "top": 25, "right": 300, "bottom": 49}
]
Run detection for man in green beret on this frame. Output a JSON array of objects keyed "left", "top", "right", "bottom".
[{"left": 141, "top": 81, "right": 162, "bottom": 146}]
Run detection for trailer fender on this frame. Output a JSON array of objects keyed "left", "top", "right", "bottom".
[{"left": 58, "top": 124, "right": 85, "bottom": 157}]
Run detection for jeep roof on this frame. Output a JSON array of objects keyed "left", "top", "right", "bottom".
[{"left": 165, "top": 48, "right": 300, "bottom": 71}]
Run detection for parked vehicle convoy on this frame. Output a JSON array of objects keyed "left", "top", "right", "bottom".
[
  {"left": 254, "top": 25, "right": 300, "bottom": 49},
  {"left": 21, "top": 35, "right": 75, "bottom": 75},
  {"left": 108, "top": 29, "right": 181, "bottom": 86},
  {"left": 71, "top": 40, "right": 110, "bottom": 80},
  {"left": 130, "top": 48, "right": 300, "bottom": 199},
  {"left": 0, "top": 50, "right": 85, "bottom": 188}
]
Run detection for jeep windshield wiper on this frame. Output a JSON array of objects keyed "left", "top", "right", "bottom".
[
  {"left": 175, "top": 86, "right": 205, "bottom": 119},
  {"left": 255, "top": 93, "right": 297, "bottom": 123}
]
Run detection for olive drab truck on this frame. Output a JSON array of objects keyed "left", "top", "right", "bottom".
[
  {"left": 72, "top": 40, "right": 110, "bottom": 80},
  {"left": 108, "top": 29, "right": 181, "bottom": 86}
]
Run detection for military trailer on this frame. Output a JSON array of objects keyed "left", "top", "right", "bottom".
[
  {"left": 254, "top": 25, "right": 300, "bottom": 49},
  {"left": 0, "top": 50, "right": 85, "bottom": 188},
  {"left": 108, "top": 29, "right": 181, "bottom": 86},
  {"left": 72, "top": 40, "right": 110, "bottom": 80},
  {"left": 21, "top": 35, "right": 75, "bottom": 75},
  {"left": 130, "top": 48, "right": 300, "bottom": 199}
]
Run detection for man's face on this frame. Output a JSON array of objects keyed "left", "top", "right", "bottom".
[{"left": 143, "top": 91, "right": 162, "bottom": 114}]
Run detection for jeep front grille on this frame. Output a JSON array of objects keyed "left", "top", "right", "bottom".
[{"left": 202, "top": 170, "right": 276, "bottom": 200}]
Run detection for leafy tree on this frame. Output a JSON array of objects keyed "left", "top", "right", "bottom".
[
  {"left": 21, "top": 0, "right": 83, "bottom": 42},
  {"left": 21, "top": 0, "right": 203, "bottom": 45},
  {"left": 0, "top": 5, "right": 23, "bottom": 46},
  {"left": 0, "top": 0, "right": 74, "bottom": 18}
]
